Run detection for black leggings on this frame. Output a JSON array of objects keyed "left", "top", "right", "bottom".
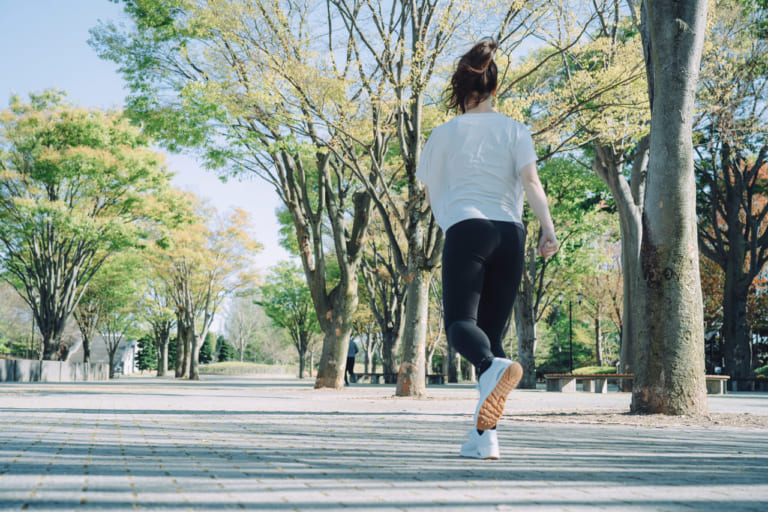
[{"left": 442, "top": 218, "right": 526, "bottom": 369}]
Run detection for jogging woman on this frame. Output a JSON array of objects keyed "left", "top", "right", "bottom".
[{"left": 416, "top": 38, "right": 558, "bottom": 460}]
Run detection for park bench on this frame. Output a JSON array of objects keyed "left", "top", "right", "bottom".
[
  {"left": 544, "top": 373, "right": 730, "bottom": 395},
  {"left": 544, "top": 373, "right": 635, "bottom": 393},
  {"left": 705, "top": 375, "right": 730, "bottom": 394},
  {"left": 355, "top": 373, "right": 446, "bottom": 385}
]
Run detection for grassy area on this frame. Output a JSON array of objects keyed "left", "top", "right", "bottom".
[
  {"left": 572, "top": 366, "right": 618, "bottom": 375},
  {"left": 199, "top": 361, "right": 297, "bottom": 376}
]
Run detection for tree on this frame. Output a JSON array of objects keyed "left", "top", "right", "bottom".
[
  {"left": 224, "top": 292, "right": 259, "bottom": 363},
  {"left": 694, "top": 0, "right": 768, "bottom": 387},
  {"left": 91, "top": 0, "right": 372, "bottom": 389},
  {"left": 325, "top": 0, "right": 462, "bottom": 396},
  {"left": 0, "top": 282, "right": 32, "bottom": 357},
  {"left": 700, "top": 256, "right": 725, "bottom": 371},
  {"left": 633, "top": 0, "right": 709, "bottom": 414},
  {"left": 0, "top": 91, "right": 173, "bottom": 360},
  {"left": 538, "top": 322, "right": 594, "bottom": 375},
  {"left": 155, "top": 203, "right": 260, "bottom": 380},
  {"left": 578, "top": 240, "right": 624, "bottom": 367},
  {"left": 351, "top": 305, "right": 381, "bottom": 375},
  {"left": 199, "top": 331, "right": 215, "bottom": 365},
  {"left": 697, "top": 145, "right": 768, "bottom": 384},
  {"left": 73, "top": 287, "right": 102, "bottom": 365},
  {"left": 136, "top": 335, "right": 157, "bottom": 372},
  {"left": 224, "top": 291, "right": 289, "bottom": 364},
  {"left": 325, "top": 0, "right": 561, "bottom": 395},
  {"left": 167, "top": 335, "right": 177, "bottom": 369},
  {"left": 500, "top": 2, "right": 651, "bottom": 379},
  {"left": 88, "top": 253, "right": 145, "bottom": 378},
  {"left": 259, "top": 261, "right": 320, "bottom": 378},
  {"left": 359, "top": 227, "right": 406, "bottom": 383},
  {"left": 425, "top": 275, "right": 446, "bottom": 377},
  {"left": 216, "top": 335, "right": 236, "bottom": 363},
  {"left": 513, "top": 157, "right": 614, "bottom": 387},
  {"left": 139, "top": 275, "right": 175, "bottom": 377}
]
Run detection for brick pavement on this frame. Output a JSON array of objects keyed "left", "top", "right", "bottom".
[{"left": 0, "top": 376, "right": 766, "bottom": 511}]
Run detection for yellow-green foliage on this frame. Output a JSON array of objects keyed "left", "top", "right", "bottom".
[
  {"left": 199, "top": 361, "right": 296, "bottom": 376},
  {"left": 573, "top": 366, "right": 617, "bottom": 375},
  {"left": 500, "top": 19, "right": 649, "bottom": 153},
  {"left": 573, "top": 366, "right": 616, "bottom": 375}
]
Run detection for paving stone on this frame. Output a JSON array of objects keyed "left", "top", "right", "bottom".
[{"left": 0, "top": 377, "right": 766, "bottom": 511}]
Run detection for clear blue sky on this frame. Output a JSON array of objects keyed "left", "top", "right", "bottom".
[{"left": 0, "top": 0, "right": 288, "bottom": 271}]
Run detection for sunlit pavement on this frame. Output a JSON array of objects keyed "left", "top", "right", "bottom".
[{"left": 1, "top": 376, "right": 766, "bottom": 511}]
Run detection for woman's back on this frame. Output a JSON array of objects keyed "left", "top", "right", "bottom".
[{"left": 416, "top": 112, "right": 536, "bottom": 231}]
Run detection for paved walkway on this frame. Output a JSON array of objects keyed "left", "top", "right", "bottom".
[{"left": 1, "top": 376, "right": 767, "bottom": 511}]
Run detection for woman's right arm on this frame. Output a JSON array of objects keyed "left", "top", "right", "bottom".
[{"left": 520, "top": 162, "right": 559, "bottom": 258}]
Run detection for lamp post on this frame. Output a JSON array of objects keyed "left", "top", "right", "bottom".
[
  {"left": 561, "top": 291, "right": 583, "bottom": 374},
  {"left": 569, "top": 298, "right": 574, "bottom": 373}
]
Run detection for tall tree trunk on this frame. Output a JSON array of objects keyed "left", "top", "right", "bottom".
[
  {"left": 153, "top": 321, "right": 171, "bottom": 377},
  {"left": 380, "top": 327, "right": 402, "bottom": 383},
  {"left": 83, "top": 338, "right": 91, "bottom": 365},
  {"left": 39, "top": 306, "right": 68, "bottom": 361},
  {"left": 593, "top": 140, "right": 648, "bottom": 379},
  {"left": 183, "top": 322, "right": 192, "bottom": 379},
  {"left": 308, "top": 190, "right": 369, "bottom": 389},
  {"left": 298, "top": 331, "right": 308, "bottom": 379},
  {"left": 42, "top": 332, "right": 59, "bottom": 361},
  {"left": 158, "top": 338, "right": 168, "bottom": 377},
  {"left": 313, "top": 263, "right": 361, "bottom": 388},
  {"left": 514, "top": 240, "right": 539, "bottom": 388},
  {"left": 175, "top": 319, "right": 185, "bottom": 378},
  {"left": 720, "top": 178, "right": 754, "bottom": 386},
  {"left": 189, "top": 333, "right": 200, "bottom": 380},
  {"left": 633, "top": 0, "right": 709, "bottom": 415},
  {"left": 393, "top": 89, "right": 444, "bottom": 397},
  {"left": 698, "top": 144, "right": 768, "bottom": 387},
  {"left": 108, "top": 351, "right": 116, "bottom": 379},
  {"left": 371, "top": 345, "right": 378, "bottom": 373},
  {"left": 722, "top": 275, "right": 752, "bottom": 388},
  {"left": 365, "top": 331, "right": 373, "bottom": 373},
  {"left": 74, "top": 305, "right": 99, "bottom": 365},
  {"left": 298, "top": 351, "right": 306, "bottom": 379},
  {"left": 619, "top": 227, "right": 644, "bottom": 376},
  {"left": 314, "top": 326, "right": 355, "bottom": 388},
  {"left": 396, "top": 268, "right": 431, "bottom": 397},
  {"left": 514, "top": 282, "right": 537, "bottom": 389}
]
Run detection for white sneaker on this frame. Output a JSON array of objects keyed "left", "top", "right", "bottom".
[
  {"left": 460, "top": 428, "right": 500, "bottom": 460},
  {"left": 474, "top": 358, "right": 523, "bottom": 431}
]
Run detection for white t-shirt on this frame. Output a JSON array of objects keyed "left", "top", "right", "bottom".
[{"left": 415, "top": 112, "right": 537, "bottom": 231}]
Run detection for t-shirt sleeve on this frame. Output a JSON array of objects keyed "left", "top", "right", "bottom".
[
  {"left": 514, "top": 126, "right": 537, "bottom": 171},
  {"left": 415, "top": 133, "right": 435, "bottom": 185}
]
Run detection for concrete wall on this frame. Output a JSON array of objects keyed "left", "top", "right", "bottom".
[
  {"left": 0, "top": 358, "right": 109, "bottom": 382},
  {"left": 0, "top": 358, "right": 14, "bottom": 381}
]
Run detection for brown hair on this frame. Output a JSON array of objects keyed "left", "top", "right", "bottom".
[{"left": 445, "top": 38, "right": 498, "bottom": 113}]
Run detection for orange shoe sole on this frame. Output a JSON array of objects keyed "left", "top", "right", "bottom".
[{"left": 476, "top": 362, "right": 523, "bottom": 431}]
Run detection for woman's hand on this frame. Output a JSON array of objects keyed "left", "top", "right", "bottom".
[
  {"left": 538, "top": 231, "right": 559, "bottom": 258},
  {"left": 521, "top": 162, "right": 559, "bottom": 259}
]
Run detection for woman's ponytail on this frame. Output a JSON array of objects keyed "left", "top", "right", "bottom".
[{"left": 445, "top": 38, "right": 498, "bottom": 113}]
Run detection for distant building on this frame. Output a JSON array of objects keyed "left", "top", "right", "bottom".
[{"left": 67, "top": 336, "right": 138, "bottom": 376}]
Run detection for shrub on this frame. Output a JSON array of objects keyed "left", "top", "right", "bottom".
[{"left": 573, "top": 366, "right": 617, "bottom": 375}]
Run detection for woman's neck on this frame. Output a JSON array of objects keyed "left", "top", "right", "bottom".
[{"left": 464, "top": 97, "right": 495, "bottom": 114}]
